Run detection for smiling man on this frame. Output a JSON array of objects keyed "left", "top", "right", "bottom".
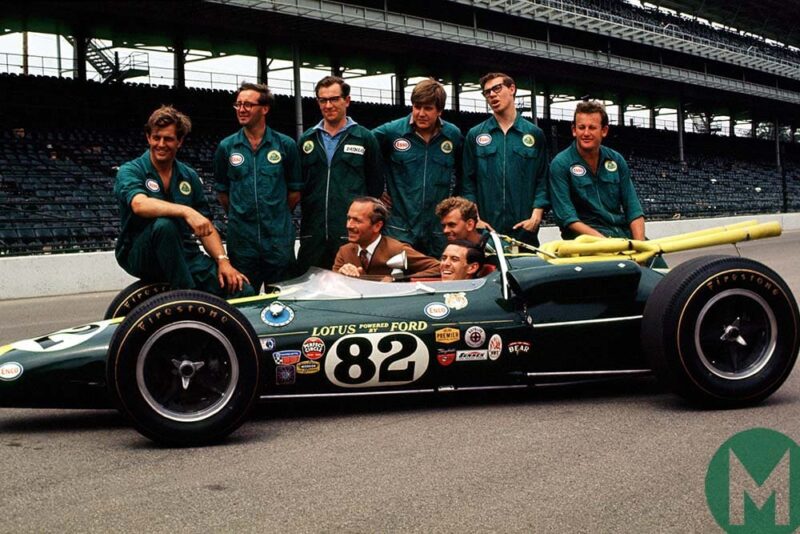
[
  {"left": 549, "top": 100, "right": 645, "bottom": 240},
  {"left": 440, "top": 240, "right": 485, "bottom": 281},
  {"left": 296, "top": 76, "right": 384, "bottom": 273},
  {"left": 115, "top": 106, "right": 253, "bottom": 297},
  {"left": 462, "top": 72, "right": 549, "bottom": 246},
  {"left": 214, "top": 82, "right": 301, "bottom": 292},
  {"left": 333, "top": 197, "right": 439, "bottom": 280},
  {"left": 372, "top": 78, "right": 463, "bottom": 257}
]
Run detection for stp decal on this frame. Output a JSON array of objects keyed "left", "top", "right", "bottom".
[{"left": 325, "top": 333, "right": 429, "bottom": 388}]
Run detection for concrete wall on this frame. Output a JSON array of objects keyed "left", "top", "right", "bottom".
[{"left": 2, "top": 212, "right": 799, "bottom": 300}]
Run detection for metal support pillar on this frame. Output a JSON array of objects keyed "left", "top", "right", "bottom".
[
  {"left": 173, "top": 37, "right": 185, "bottom": 90},
  {"left": 452, "top": 73, "right": 460, "bottom": 112},
  {"left": 293, "top": 44, "right": 303, "bottom": 140},
  {"left": 649, "top": 104, "right": 656, "bottom": 129},
  {"left": 775, "top": 118, "right": 782, "bottom": 172},
  {"left": 617, "top": 97, "right": 624, "bottom": 126},
  {"left": 257, "top": 46, "right": 269, "bottom": 85},
  {"left": 394, "top": 67, "right": 406, "bottom": 107},
  {"left": 751, "top": 118, "right": 757, "bottom": 139},
  {"left": 530, "top": 76, "right": 537, "bottom": 124},
  {"left": 74, "top": 31, "right": 87, "bottom": 82},
  {"left": 543, "top": 88, "right": 551, "bottom": 121},
  {"left": 677, "top": 101, "right": 685, "bottom": 163}
]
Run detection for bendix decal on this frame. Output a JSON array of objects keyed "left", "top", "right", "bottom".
[
  {"left": 464, "top": 326, "right": 486, "bottom": 348},
  {"left": 343, "top": 144, "right": 365, "bottom": 155}
]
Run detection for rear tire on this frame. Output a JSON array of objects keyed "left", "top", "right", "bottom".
[
  {"left": 104, "top": 280, "right": 171, "bottom": 320},
  {"left": 107, "top": 290, "right": 261, "bottom": 445},
  {"left": 641, "top": 255, "right": 799, "bottom": 407}
]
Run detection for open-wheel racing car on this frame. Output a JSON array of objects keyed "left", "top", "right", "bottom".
[{"left": 1, "top": 221, "right": 798, "bottom": 446}]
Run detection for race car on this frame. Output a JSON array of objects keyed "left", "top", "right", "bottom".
[{"left": 1, "top": 223, "right": 798, "bottom": 446}]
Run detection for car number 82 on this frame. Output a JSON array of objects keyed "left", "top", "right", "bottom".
[{"left": 324, "top": 332, "right": 429, "bottom": 388}]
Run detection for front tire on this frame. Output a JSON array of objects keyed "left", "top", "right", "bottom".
[
  {"left": 107, "top": 290, "right": 261, "bottom": 445},
  {"left": 104, "top": 280, "right": 171, "bottom": 320},
  {"left": 642, "top": 255, "right": 799, "bottom": 407}
]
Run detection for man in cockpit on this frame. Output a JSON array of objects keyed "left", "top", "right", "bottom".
[{"left": 440, "top": 240, "right": 485, "bottom": 281}]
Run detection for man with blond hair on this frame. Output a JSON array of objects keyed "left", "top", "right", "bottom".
[{"left": 435, "top": 196, "right": 482, "bottom": 245}]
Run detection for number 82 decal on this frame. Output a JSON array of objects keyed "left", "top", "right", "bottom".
[{"left": 324, "top": 333, "right": 429, "bottom": 388}]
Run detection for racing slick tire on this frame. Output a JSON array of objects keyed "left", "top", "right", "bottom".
[
  {"left": 104, "top": 280, "right": 171, "bottom": 320},
  {"left": 107, "top": 290, "right": 261, "bottom": 446},
  {"left": 641, "top": 255, "right": 799, "bottom": 407}
]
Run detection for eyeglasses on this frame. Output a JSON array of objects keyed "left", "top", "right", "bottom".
[
  {"left": 482, "top": 83, "right": 507, "bottom": 98},
  {"left": 233, "top": 101, "right": 262, "bottom": 111},
  {"left": 317, "top": 95, "right": 344, "bottom": 105}
]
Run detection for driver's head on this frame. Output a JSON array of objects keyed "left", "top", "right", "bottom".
[
  {"left": 440, "top": 240, "right": 485, "bottom": 281},
  {"left": 436, "top": 197, "right": 480, "bottom": 243},
  {"left": 346, "top": 197, "right": 388, "bottom": 248}
]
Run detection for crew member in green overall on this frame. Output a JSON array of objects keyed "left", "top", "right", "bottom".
[
  {"left": 214, "top": 82, "right": 301, "bottom": 292},
  {"left": 115, "top": 106, "right": 253, "bottom": 297},
  {"left": 296, "top": 75, "right": 384, "bottom": 272},
  {"left": 373, "top": 78, "right": 463, "bottom": 257},
  {"left": 462, "top": 72, "right": 549, "bottom": 246}
]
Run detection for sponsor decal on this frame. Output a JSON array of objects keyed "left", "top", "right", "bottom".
[
  {"left": 393, "top": 138, "right": 411, "bottom": 152},
  {"left": 604, "top": 160, "right": 618, "bottom": 172},
  {"left": 476, "top": 133, "right": 492, "bottom": 146},
  {"left": 508, "top": 341, "right": 531, "bottom": 355},
  {"left": 424, "top": 302, "right": 450, "bottom": 320},
  {"left": 464, "top": 326, "right": 486, "bottom": 348},
  {"left": 570, "top": 165, "right": 587, "bottom": 177},
  {"left": 435, "top": 327, "right": 460, "bottom": 344},
  {"left": 343, "top": 144, "right": 365, "bottom": 155},
  {"left": 273, "top": 350, "right": 301, "bottom": 366},
  {"left": 0, "top": 362, "right": 23, "bottom": 381},
  {"left": 325, "top": 333, "right": 429, "bottom": 388},
  {"left": 296, "top": 360, "right": 321, "bottom": 374},
  {"left": 440, "top": 140, "right": 454, "bottom": 154},
  {"left": 229, "top": 153, "right": 245, "bottom": 166},
  {"left": 276, "top": 364, "right": 296, "bottom": 385},
  {"left": 443, "top": 292, "right": 468, "bottom": 310},
  {"left": 260, "top": 301, "right": 295, "bottom": 327},
  {"left": 145, "top": 179, "right": 160, "bottom": 192},
  {"left": 522, "top": 134, "right": 535, "bottom": 147},
  {"left": 302, "top": 140, "right": 315, "bottom": 154},
  {"left": 302, "top": 337, "right": 326, "bottom": 360},
  {"left": 311, "top": 321, "right": 427, "bottom": 337},
  {"left": 267, "top": 150, "right": 282, "bottom": 164},
  {"left": 260, "top": 337, "right": 276, "bottom": 351},
  {"left": 178, "top": 181, "right": 192, "bottom": 195},
  {"left": 437, "top": 349, "right": 456, "bottom": 366},
  {"left": 456, "top": 349, "right": 488, "bottom": 362},
  {"left": 488, "top": 334, "right": 502, "bottom": 361}
]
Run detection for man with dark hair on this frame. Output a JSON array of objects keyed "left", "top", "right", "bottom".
[
  {"left": 440, "top": 239, "right": 485, "bottom": 281},
  {"left": 549, "top": 100, "right": 646, "bottom": 240},
  {"left": 115, "top": 106, "right": 253, "bottom": 297},
  {"left": 333, "top": 197, "right": 439, "bottom": 279},
  {"left": 297, "top": 76, "right": 384, "bottom": 272},
  {"left": 214, "top": 82, "right": 301, "bottom": 292},
  {"left": 435, "top": 196, "right": 482, "bottom": 245},
  {"left": 372, "top": 78, "right": 463, "bottom": 257},
  {"left": 462, "top": 72, "right": 549, "bottom": 246}
]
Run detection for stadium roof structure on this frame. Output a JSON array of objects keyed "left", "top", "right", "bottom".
[
  {"left": 657, "top": 0, "right": 800, "bottom": 50},
  {"left": 4, "top": 0, "right": 800, "bottom": 124}
]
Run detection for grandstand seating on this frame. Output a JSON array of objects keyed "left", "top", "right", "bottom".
[{"left": 1, "top": 73, "right": 799, "bottom": 256}]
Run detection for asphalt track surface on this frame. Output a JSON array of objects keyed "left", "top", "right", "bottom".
[{"left": 1, "top": 232, "right": 799, "bottom": 533}]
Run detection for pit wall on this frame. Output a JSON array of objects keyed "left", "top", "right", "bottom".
[{"left": 2, "top": 213, "right": 799, "bottom": 300}]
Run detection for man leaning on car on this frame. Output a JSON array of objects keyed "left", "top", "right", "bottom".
[{"left": 114, "top": 105, "right": 254, "bottom": 298}]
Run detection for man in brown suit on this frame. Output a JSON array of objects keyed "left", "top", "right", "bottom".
[{"left": 333, "top": 197, "right": 440, "bottom": 280}]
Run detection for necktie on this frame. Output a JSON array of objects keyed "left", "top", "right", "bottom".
[{"left": 359, "top": 249, "right": 369, "bottom": 272}]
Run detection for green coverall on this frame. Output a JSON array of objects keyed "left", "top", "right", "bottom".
[
  {"left": 114, "top": 151, "right": 254, "bottom": 298},
  {"left": 373, "top": 114, "right": 463, "bottom": 257},
  {"left": 214, "top": 127, "right": 302, "bottom": 290},
  {"left": 462, "top": 114, "right": 549, "bottom": 246}
]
